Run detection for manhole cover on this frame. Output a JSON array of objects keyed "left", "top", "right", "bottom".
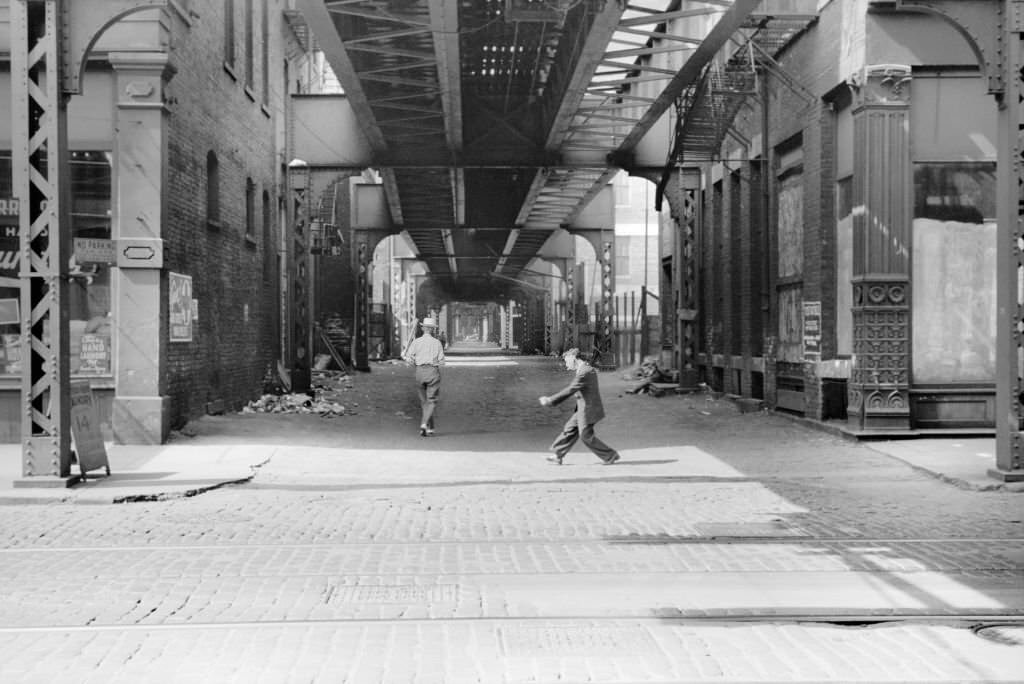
[
  {"left": 499, "top": 625, "right": 660, "bottom": 657},
  {"left": 695, "top": 521, "right": 805, "bottom": 537},
  {"left": 328, "top": 584, "right": 457, "bottom": 604}
]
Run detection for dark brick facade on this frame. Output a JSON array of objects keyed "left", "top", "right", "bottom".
[{"left": 162, "top": 2, "right": 289, "bottom": 427}]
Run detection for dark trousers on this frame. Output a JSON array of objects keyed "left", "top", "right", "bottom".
[
  {"left": 550, "top": 413, "right": 618, "bottom": 462},
  {"left": 415, "top": 365, "right": 441, "bottom": 428}
]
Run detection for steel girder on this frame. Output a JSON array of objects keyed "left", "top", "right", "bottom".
[
  {"left": 502, "top": 1, "right": 786, "bottom": 273},
  {"left": 299, "top": 1, "right": 813, "bottom": 287}
]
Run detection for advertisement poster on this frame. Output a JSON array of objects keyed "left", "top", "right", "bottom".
[
  {"left": 803, "top": 300, "right": 822, "bottom": 358},
  {"left": 169, "top": 272, "right": 193, "bottom": 342},
  {"left": 78, "top": 334, "right": 109, "bottom": 374}
]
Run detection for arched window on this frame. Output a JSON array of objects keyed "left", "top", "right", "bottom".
[
  {"left": 245, "top": 177, "right": 256, "bottom": 238},
  {"left": 206, "top": 151, "right": 220, "bottom": 227},
  {"left": 262, "top": 190, "right": 273, "bottom": 282},
  {"left": 224, "top": 0, "right": 236, "bottom": 68},
  {"left": 244, "top": 0, "right": 255, "bottom": 88}
]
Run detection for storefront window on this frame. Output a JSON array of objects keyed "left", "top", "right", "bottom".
[
  {"left": 912, "top": 162, "right": 996, "bottom": 384},
  {"left": 0, "top": 151, "right": 113, "bottom": 377}
]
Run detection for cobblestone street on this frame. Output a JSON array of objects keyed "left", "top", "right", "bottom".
[{"left": 1, "top": 353, "right": 1022, "bottom": 683}]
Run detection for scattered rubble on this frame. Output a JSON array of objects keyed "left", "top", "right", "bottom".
[
  {"left": 623, "top": 357, "right": 677, "bottom": 396},
  {"left": 243, "top": 370, "right": 354, "bottom": 417}
]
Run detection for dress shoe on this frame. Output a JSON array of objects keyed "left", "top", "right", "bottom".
[
  {"left": 601, "top": 453, "right": 620, "bottom": 465},
  {"left": 419, "top": 425, "right": 427, "bottom": 437},
  {"left": 545, "top": 454, "right": 564, "bottom": 465},
  {"left": 426, "top": 428, "right": 435, "bottom": 436}
]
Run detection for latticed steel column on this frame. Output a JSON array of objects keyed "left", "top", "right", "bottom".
[
  {"left": 354, "top": 237, "right": 371, "bottom": 370},
  {"left": 12, "top": 0, "right": 72, "bottom": 477},
  {"left": 596, "top": 239, "right": 615, "bottom": 368},
  {"left": 678, "top": 168, "right": 701, "bottom": 390},
  {"left": 290, "top": 165, "right": 311, "bottom": 365},
  {"left": 391, "top": 259, "right": 403, "bottom": 357},
  {"left": 564, "top": 259, "right": 576, "bottom": 350},
  {"left": 543, "top": 290, "right": 553, "bottom": 354},
  {"left": 994, "top": 0, "right": 1024, "bottom": 478}
]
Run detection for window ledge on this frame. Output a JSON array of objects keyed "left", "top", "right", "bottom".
[
  {"left": 261, "top": 103, "right": 271, "bottom": 118},
  {"left": 207, "top": 219, "right": 223, "bottom": 232},
  {"left": 244, "top": 85, "right": 256, "bottom": 103},
  {"left": 223, "top": 61, "right": 238, "bottom": 81},
  {"left": 244, "top": 234, "right": 258, "bottom": 248}
]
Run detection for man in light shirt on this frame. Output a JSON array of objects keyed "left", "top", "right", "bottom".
[{"left": 402, "top": 317, "right": 446, "bottom": 436}]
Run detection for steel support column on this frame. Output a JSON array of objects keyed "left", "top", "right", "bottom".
[
  {"left": 544, "top": 290, "right": 553, "bottom": 354},
  {"left": 289, "top": 164, "right": 311, "bottom": 370},
  {"left": 12, "top": 0, "right": 72, "bottom": 479},
  {"left": 572, "top": 229, "right": 616, "bottom": 369},
  {"left": 564, "top": 258, "right": 577, "bottom": 351},
  {"left": 353, "top": 229, "right": 390, "bottom": 371},
  {"left": 993, "top": 0, "right": 1024, "bottom": 479},
  {"left": 658, "top": 167, "right": 702, "bottom": 391}
]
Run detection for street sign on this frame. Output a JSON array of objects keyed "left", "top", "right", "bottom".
[{"left": 69, "top": 380, "right": 110, "bottom": 480}]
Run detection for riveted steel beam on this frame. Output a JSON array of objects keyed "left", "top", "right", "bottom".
[
  {"left": 993, "top": 0, "right": 1024, "bottom": 478},
  {"left": 11, "top": 0, "right": 72, "bottom": 479}
]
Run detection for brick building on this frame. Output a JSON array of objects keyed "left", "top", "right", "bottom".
[
  {"left": 661, "top": 0, "right": 999, "bottom": 432},
  {"left": 0, "top": 1, "right": 324, "bottom": 442}
]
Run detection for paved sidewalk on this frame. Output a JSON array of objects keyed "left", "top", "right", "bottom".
[
  {"left": 865, "top": 437, "right": 1024, "bottom": 492},
  {"left": 2, "top": 419, "right": 1019, "bottom": 505},
  {"left": 0, "top": 442, "right": 268, "bottom": 504}
]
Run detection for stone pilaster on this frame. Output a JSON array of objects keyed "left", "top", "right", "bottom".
[
  {"left": 110, "top": 52, "right": 174, "bottom": 444},
  {"left": 847, "top": 64, "right": 912, "bottom": 430}
]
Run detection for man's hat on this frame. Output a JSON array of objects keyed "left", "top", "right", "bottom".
[{"left": 421, "top": 317, "right": 438, "bottom": 328}]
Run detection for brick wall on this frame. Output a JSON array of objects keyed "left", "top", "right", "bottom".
[
  {"left": 162, "top": 2, "right": 290, "bottom": 427},
  {"left": 691, "top": 4, "right": 849, "bottom": 409}
]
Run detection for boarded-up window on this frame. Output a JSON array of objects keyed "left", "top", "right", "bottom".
[
  {"left": 912, "top": 163, "right": 996, "bottom": 384},
  {"left": 776, "top": 142, "right": 803, "bottom": 363}
]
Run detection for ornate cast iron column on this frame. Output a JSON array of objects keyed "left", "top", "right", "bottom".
[{"left": 847, "top": 65, "right": 913, "bottom": 431}]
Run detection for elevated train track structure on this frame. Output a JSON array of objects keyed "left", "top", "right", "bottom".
[{"left": 7, "top": 0, "right": 1024, "bottom": 481}]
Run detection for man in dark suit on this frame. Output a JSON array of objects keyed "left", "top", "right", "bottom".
[{"left": 539, "top": 348, "right": 620, "bottom": 465}]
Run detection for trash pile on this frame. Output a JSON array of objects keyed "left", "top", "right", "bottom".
[
  {"left": 624, "top": 357, "right": 675, "bottom": 396},
  {"left": 243, "top": 369, "right": 354, "bottom": 417}
]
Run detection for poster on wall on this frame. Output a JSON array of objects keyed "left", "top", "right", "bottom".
[
  {"left": 169, "top": 272, "right": 193, "bottom": 342},
  {"left": 803, "top": 300, "right": 821, "bottom": 359}
]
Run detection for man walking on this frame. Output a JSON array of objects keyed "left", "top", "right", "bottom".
[
  {"left": 403, "top": 317, "right": 445, "bottom": 436},
  {"left": 538, "top": 348, "right": 620, "bottom": 465}
]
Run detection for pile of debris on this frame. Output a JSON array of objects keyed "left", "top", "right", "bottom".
[
  {"left": 243, "top": 369, "right": 354, "bottom": 417},
  {"left": 624, "top": 357, "right": 676, "bottom": 397},
  {"left": 242, "top": 392, "right": 345, "bottom": 416}
]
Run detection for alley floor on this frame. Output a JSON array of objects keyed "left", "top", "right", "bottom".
[{"left": 1, "top": 352, "right": 1022, "bottom": 683}]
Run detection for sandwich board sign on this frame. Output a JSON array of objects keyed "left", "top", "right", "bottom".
[{"left": 69, "top": 380, "right": 110, "bottom": 479}]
